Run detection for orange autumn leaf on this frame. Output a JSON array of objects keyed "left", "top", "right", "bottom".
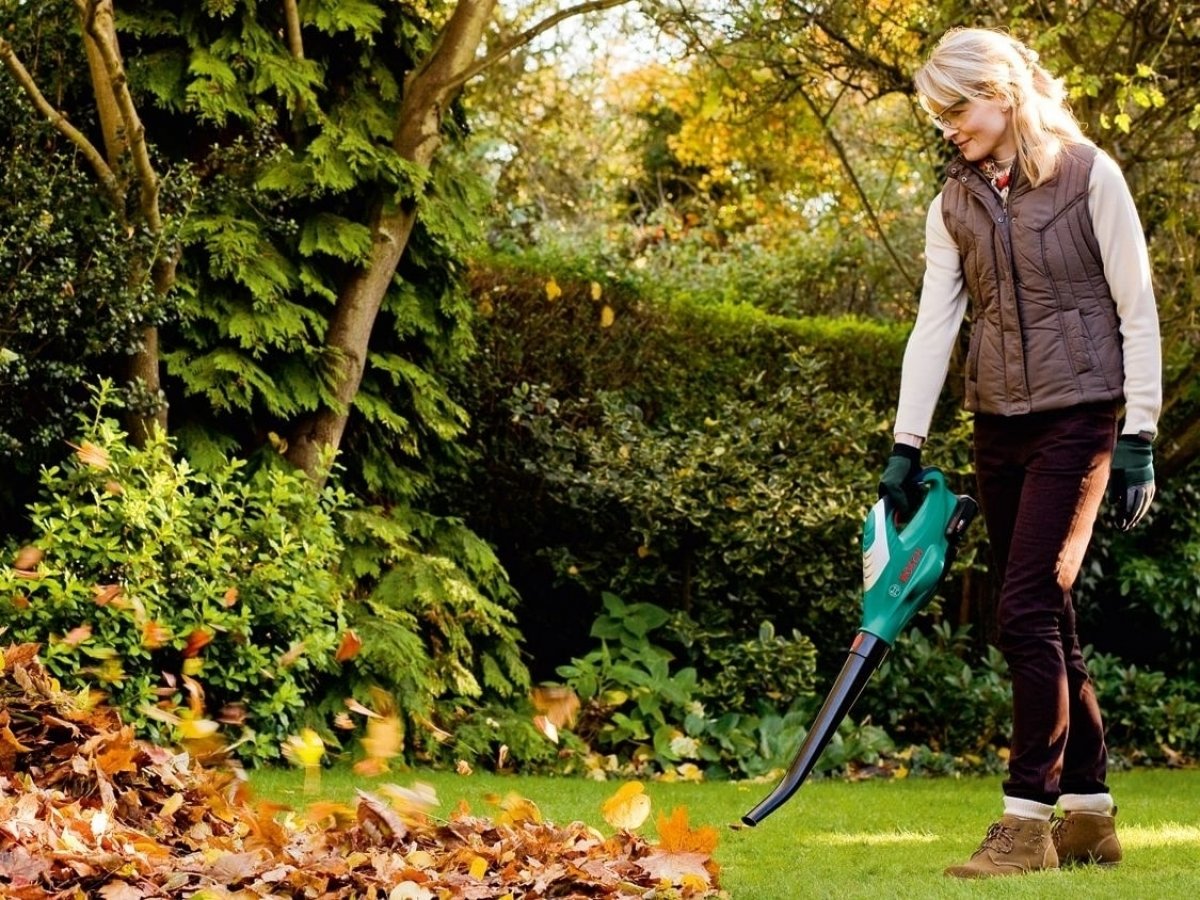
[
  {"left": 182, "top": 629, "right": 212, "bottom": 658},
  {"left": 62, "top": 624, "right": 92, "bottom": 647},
  {"left": 70, "top": 440, "right": 111, "bottom": 470},
  {"left": 656, "top": 806, "right": 719, "bottom": 855},
  {"left": 530, "top": 685, "right": 580, "bottom": 727},
  {"left": 335, "top": 629, "right": 363, "bottom": 662},
  {"left": 141, "top": 620, "right": 171, "bottom": 650},
  {"left": 96, "top": 743, "right": 139, "bottom": 776},
  {"left": 601, "top": 781, "right": 651, "bottom": 831},
  {"left": 333, "top": 712, "right": 355, "bottom": 730},
  {"left": 14, "top": 545, "right": 43, "bottom": 570},
  {"left": 221, "top": 587, "right": 239, "bottom": 608}
]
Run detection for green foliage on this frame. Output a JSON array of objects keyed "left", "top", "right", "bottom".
[
  {"left": 0, "top": 386, "right": 349, "bottom": 764},
  {"left": 1084, "top": 477, "right": 1200, "bottom": 681},
  {"left": 671, "top": 618, "right": 818, "bottom": 713},
  {"left": 556, "top": 594, "right": 708, "bottom": 771},
  {"left": 504, "top": 365, "right": 881, "bottom": 639},
  {"left": 857, "top": 622, "right": 1012, "bottom": 755},
  {"left": 327, "top": 502, "right": 531, "bottom": 743},
  {"left": 1087, "top": 651, "right": 1200, "bottom": 765},
  {"left": 0, "top": 42, "right": 174, "bottom": 499}
]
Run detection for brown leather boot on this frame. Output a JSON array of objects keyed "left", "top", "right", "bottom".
[
  {"left": 1052, "top": 809, "right": 1123, "bottom": 865},
  {"left": 944, "top": 815, "right": 1059, "bottom": 878}
]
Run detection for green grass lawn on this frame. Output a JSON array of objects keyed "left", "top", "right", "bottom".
[{"left": 251, "top": 766, "right": 1200, "bottom": 898}]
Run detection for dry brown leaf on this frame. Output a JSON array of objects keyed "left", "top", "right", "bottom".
[
  {"left": 13, "top": 545, "right": 44, "bottom": 571},
  {"left": 531, "top": 685, "right": 580, "bottom": 727},
  {"left": 92, "top": 584, "right": 125, "bottom": 607}
]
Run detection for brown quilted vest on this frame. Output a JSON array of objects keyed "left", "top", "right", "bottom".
[{"left": 941, "top": 142, "right": 1125, "bottom": 416}]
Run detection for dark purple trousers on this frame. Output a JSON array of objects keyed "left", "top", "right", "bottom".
[{"left": 973, "top": 402, "right": 1117, "bottom": 805}]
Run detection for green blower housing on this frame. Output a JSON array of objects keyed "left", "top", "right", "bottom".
[{"left": 741, "top": 468, "right": 977, "bottom": 827}]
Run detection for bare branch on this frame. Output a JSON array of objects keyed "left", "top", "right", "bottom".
[
  {"left": 447, "top": 0, "right": 632, "bottom": 92},
  {"left": 793, "top": 83, "right": 920, "bottom": 293},
  {"left": 0, "top": 35, "right": 123, "bottom": 209},
  {"left": 79, "top": 0, "right": 162, "bottom": 232},
  {"left": 282, "top": 0, "right": 305, "bottom": 60}
]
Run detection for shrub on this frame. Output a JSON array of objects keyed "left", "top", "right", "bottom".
[
  {"left": 856, "top": 622, "right": 1012, "bottom": 755},
  {"left": 1087, "top": 651, "right": 1200, "bottom": 765},
  {"left": 0, "top": 92, "right": 170, "bottom": 508},
  {"left": 670, "top": 617, "right": 818, "bottom": 713},
  {"left": 502, "top": 365, "right": 888, "bottom": 642},
  {"left": 0, "top": 387, "right": 349, "bottom": 764}
]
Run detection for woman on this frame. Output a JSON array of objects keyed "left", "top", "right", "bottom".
[{"left": 877, "top": 28, "right": 1161, "bottom": 878}]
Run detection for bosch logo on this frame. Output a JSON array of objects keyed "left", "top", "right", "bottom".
[
  {"left": 899, "top": 548, "right": 924, "bottom": 584},
  {"left": 888, "top": 584, "right": 902, "bottom": 598}
]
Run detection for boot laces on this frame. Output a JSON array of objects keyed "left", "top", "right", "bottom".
[
  {"left": 1050, "top": 814, "right": 1067, "bottom": 842},
  {"left": 978, "top": 821, "right": 1016, "bottom": 854}
]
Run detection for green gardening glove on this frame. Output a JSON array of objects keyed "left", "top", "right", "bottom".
[
  {"left": 878, "top": 443, "right": 923, "bottom": 520},
  {"left": 1109, "top": 434, "right": 1155, "bottom": 531}
]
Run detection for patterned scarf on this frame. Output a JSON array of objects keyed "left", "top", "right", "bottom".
[{"left": 980, "top": 157, "right": 1015, "bottom": 206}]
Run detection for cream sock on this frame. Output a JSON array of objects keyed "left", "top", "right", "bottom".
[
  {"left": 1003, "top": 796, "right": 1056, "bottom": 821},
  {"left": 1059, "top": 792, "right": 1115, "bottom": 815}
]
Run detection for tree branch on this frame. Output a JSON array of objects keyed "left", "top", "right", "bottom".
[
  {"left": 78, "top": 0, "right": 162, "bottom": 232},
  {"left": 0, "top": 35, "right": 123, "bottom": 209},
  {"left": 282, "top": 0, "right": 305, "bottom": 60},
  {"left": 793, "top": 84, "right": 920, "bottom": 293},
  {"left": 447, "top": 0, "right": 632, "bottom": 92}
]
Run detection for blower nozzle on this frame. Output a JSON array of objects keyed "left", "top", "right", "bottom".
[{"left": 739, "top": 469, "right": 977, "bottom": 827}]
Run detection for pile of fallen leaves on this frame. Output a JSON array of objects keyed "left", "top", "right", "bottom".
[{"left": 0, "top": 644, "right": 724, "bottom": 898}]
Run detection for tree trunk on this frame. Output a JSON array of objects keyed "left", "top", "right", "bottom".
[
  {"left": 285, "top": 0, "right": 634, "bottom": 479},
  {"left": 78, "top": 0, "right": 170, "bottom": 441},
  {"left": 286, "top": 0, "right": 498, "bottom": 478}
]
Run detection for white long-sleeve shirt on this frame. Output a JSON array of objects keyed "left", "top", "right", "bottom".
[{"left": 894, "top": 148, "right": 1162, "bottom": 440}]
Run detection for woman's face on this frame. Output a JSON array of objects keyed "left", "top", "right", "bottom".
[{"left": 930, "top": 95, "right": 1017, "bottom": 163}]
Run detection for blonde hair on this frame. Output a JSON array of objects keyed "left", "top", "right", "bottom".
[{"left": 914, "top": 28, "right": 1087, "bottom": 187}]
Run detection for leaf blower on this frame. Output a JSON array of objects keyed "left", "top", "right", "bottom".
[{"left": 741, "top": 467, "right": 978, "bottom": 827}]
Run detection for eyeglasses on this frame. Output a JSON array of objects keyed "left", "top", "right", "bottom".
[{"left": 928, "top": 97, "right": 969, "bottom": 131}]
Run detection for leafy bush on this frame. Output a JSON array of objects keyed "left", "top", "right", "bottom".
[
  {"left": 503, "top": 365, "right": 885, "bottom": 642},
  {"left": 556, "top": 594, "right": 709, "bottom": 772},
  {"left": 671, "top": 617, "right": 818, "bottom": 713},
  {"left": 0, "top": 388, "right": 350, "bottom": 764},
  {"left": 321, "top": 503, "right": 531, "bottom": 755},
  {"left": 1082, "top": 476, "right": 1200, "bottom": 681},
  {"left": 0, "top": 385, "right": 531, "bottom": 766},
  {"left": 0, "top": 85, "right": 170, "bottom": 507},
  {"left": 856, "top": 623, "right": 1013, "bottom": 755},
  {"left": 1087, "top": 651, "right": 1200, "bottom": 765}
]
